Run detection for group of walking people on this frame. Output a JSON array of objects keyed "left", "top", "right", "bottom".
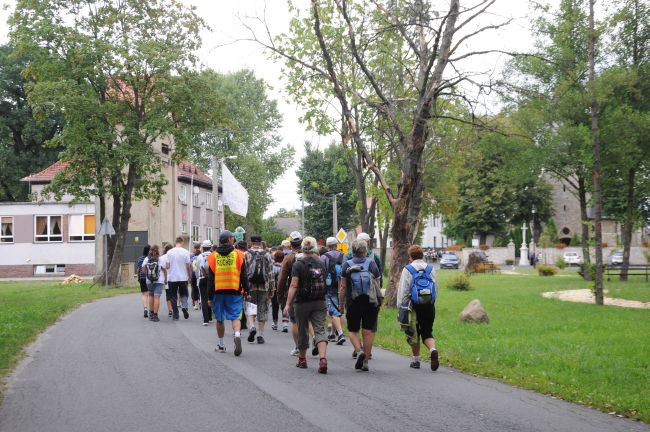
[{"left": 135, "top": 228, "right": 439, "bottom": 373}]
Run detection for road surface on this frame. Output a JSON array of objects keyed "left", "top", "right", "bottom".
[{"left": 1, "top": 294, "right": 646, "bottom": 432}]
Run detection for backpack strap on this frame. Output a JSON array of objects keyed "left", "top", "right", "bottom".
[
  {"left": 405, "top": 264, "right": 418, "bottom": 275},
  {"left": 361, "top": 259, "right": 371, "bottom": 272},
  {"left": 424, "top": 264, "right": 434, "bottom": 275}
]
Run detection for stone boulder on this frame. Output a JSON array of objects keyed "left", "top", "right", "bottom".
[{"left": 459, "top": 299, "right": 489, "bottom": 323}]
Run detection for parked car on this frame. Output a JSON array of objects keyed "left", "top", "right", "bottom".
[
  {"left": 472, "top": 250, "right": 489, "bottom": 263},
  {"left": 563, "top": 251, "right": 582, "bottom": 266},
  {"left": 440, "top": 253, "right": 460, "bottom": 269},
  {"left": 610, "top": 251, "right": 624, "bottom": 266}
]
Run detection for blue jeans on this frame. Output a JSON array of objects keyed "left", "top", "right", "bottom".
[{"left": 147, "top": 282, "right": 164, "bottom": 297}]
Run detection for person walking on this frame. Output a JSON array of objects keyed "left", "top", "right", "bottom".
[
  {"left": 244, "top": 235, "right": 275, "bottom": 344},
  {"left": 277, "top": 231, "right": 303, "bottom": 354},
  {"left": 166, "top": 237, "right": 192, "bottom": 321},
  {"left": 283, "top": 237, "right": 329, "bottom": 374},
  {"left": 270, "top": 250, "right": 285, "bottom": 331},
  {"left": 397, "top": 245, "right": 439, "bottom": 371},
  {"left": 161, "top": 244, "right": 173, "bottom": 317},
  {"left": 190, "top": 242, "right": 201, "bottom": 310},
  {"left": 142, "top": 245, "right": 167, "bottom": 322},
  {"left": 196, "top": 240, "right": 213, "bottom": 326},
  {"left": 206, "top": 230, "right": 249, "bottom": 356},
  {"left": 321, "top": 237, "right": 345, "bottom": 345},
  {"left": 136, "top": 245, "right": 151, "bottom": 318},
  {"left": 339, "top": 239, "right": 382, "bottom": 372}
]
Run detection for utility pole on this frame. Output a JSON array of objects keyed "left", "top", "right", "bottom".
[
  {"left": 332, "top": 194, "right": 338, "bottom": 236},
  {"left": 188, "top": 173, "right": 194, "bottom": 251},
  {"left": 301, "top": 186, "right": 305, "bottom": 236}
]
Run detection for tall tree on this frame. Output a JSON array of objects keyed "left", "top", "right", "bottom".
[
  {"left": 0, "top": 44, "right": 63, "bottom": 201},
  {"left": 11, "top": 0, "right": 216, "bottom": 285}
]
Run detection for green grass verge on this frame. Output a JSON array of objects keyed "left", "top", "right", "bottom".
[
  {"left": 375, "top": 270, "right": 650, "bottom": 423},
  {"left": 605, "top": 278, "right": 650, "bottom": 302},
  {"left": 0, "top": 281, "right": 136, "bottom": 400}
]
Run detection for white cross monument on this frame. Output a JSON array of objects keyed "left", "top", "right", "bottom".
[{"left": 519, "top": 223, "right": 529, "bottom": 266}]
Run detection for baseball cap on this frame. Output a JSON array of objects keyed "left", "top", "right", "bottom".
[
  {"left": 289, "top": 231, "right": 303, "bottom": 243},
  {"left": 357, "top": 232, "right": 371, "bottom": 242},
  {"left": 201, "top": 239, "right": 212, "bottom": 248},
  {"left": 250, "top": 235, "right": 262, "bottom": 243},
  {"left": 326, "top": 237, "right": 338, "bottom": 246},
  {"left": 281, "top": 240, "right": 291, "bottom": 248},
  {"left": 219, "top": 230, "right": 234, "bottom": 244}
]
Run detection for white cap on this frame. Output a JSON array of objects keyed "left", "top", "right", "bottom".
[
  {"left": 326, "top": 237, "right": 338, "bottom": 246},
  {"left": 357, "top": 232, "right": 371, "bottom": 242},
  {"left": 289, "top": 231, "right": 303, "bottom": 242},
  {"left": 201, "top": 240, "right": 212, "bottom": 248}
]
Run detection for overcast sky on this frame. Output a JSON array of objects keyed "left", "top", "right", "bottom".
[{"left": 0, "top": 0, "right": 541, "bottom": 217}]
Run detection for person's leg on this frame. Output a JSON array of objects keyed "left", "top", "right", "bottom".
[
  {"left": 169, "top": 282, "right": 179, "bottom": 319},
  {"left": 226, "top": 295, "right": 243, "bottom": 356},
  {"left": 191, "top": 275, "right": 199, "bottom": 306},
  {"left": 281, "top": 301, "right": 289, "bottom": 332},
  {"left": 246, "top": 293, "right": 257, "bottom": 334},
  {"left": 255, "top": 291, "right": 268, "bottom": 337},
  {"left": 179, "top": 281, "right": 189, "bottom": 309},
  {"left": 199, "top": 279, "right": 211, "bottom": 323},
  {"left": 311, "top": 301, "right": 328, "bottom": 359},
  {"left": 416, "top": 304, "right": 438, "bottom": 370},
  {"left": 293, "top": 302, "right": 310, "bottom": 362},
  {"left": 271, "top": 293, "right": 279, "bottom": 328},
  {"left": 346, "top": 301, "right": 362, "bottom": 353},
  {"left": 166, "top": 286, "right": 172, "bottom": 315}
]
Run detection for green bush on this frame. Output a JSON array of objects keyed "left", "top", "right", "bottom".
[
  {"left": 555, "top": 257, "right": 567, "bottom": 269},
  {"left": 447, "top": 273, "right": 473, "bottom": 291},
  {"left": 537, "top": 264, "right": 558, "bottom": 276},
  {"left": 578, "top": 263, "right": 596, "bottom": 280}
]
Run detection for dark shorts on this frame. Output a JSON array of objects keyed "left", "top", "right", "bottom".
[
  {"left": 138, "top": 279, "right": 148, "bottom": 293},
  {"left": 413, "top": 303, "right": 435, "bottom": 342},
  {"left": 346, "top": 295, "right": 379, "bottom": 333}
]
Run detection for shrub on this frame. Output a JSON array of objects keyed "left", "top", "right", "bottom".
[
  {"left": 578, "top": 263, "right": 596, "bottom": 280},
  {"left": 537, "top": 264, "right": 558, "bottom": 276},
  {"left": 554, "top": 257, "right": 567, "bottom": 269},
  {"left": 447, "top": 273, "right": 473, "bottom": 290},
  {"left": 447, "top": 244, "right": 464, "bottom": 251},
  {"left": 554, "top": 243, "right": 567, "bottom": 249},
  {"left": 505, "top": 259, "right": 514, "bottom": 265},
  {"left": 479, "top": 243, "right": 490, "bottom": 251}
]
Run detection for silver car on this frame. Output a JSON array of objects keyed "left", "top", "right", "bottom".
[
  {"left": 610, "top": 251, "right": 624, "bottom": 266},
  {"left": 440, "top": 253, "right": 460, "bottom": 269}
]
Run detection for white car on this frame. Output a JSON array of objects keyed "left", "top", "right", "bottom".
[{"left": 563, "top": 251, "right": 582, "bottom": 266}]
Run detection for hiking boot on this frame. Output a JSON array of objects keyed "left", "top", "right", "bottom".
[
  {"left": 234, "top": 336, "right": 242, "bottom": 357},
  {"left": 257, "top": 336, "right": 265, "bottom": 344},
  {"left": 355, "top": 352, "right": 366, "bottom": 370},
  {"left": 271, "top": 322, "right": 278, "bottom": 331},
  {"left": 296, "top": 357, "right": 307, "bottom": 368},
  {"left": 144, "top": 309, "right": 148, "bottom": 318},
  {"left": 318, "top": 358, "right": 328, "bottom": 374},
  {"left": 336, "top": 334, "right": 346, "bottom": 345},
  {"left": 173, "top": 316, "right": 179, "bottom": 321},
  {"left": 361, "top": 359, "right": 369, "bottom": 372},
  {"left": 410, "top": 361, "right": 421, "bottom": 369},
  {"left": 290, "top": 347, "right": 299, "bottom": 356},
  {"left": 168, "top": 311, "right": 173, "bottom": 317},
  {"left": 430, "top": 350, "right": 439, "bottom": 371},
  {"left": 311, "top": 339, "right": 319, "bottom": 356},
  {"left": 215, "top": 345, "right": 226, "bottom": 353},
  {"left": 248, "top": 327, "right": 257, "bottom": 343},
  {"left": 182, "top": 308, "right": 189, "bottom": 319}
]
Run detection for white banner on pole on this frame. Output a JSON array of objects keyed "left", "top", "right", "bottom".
[{"left": 221, "top": 162, "right": 248, "bottom": 217}]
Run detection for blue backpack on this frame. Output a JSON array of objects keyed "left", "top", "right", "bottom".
[
  {"left": 347, "top": 259, "right": 372, "bottom": 299},
  {"left": 405, "top": 264, "right": 436, "bottom": 304}
]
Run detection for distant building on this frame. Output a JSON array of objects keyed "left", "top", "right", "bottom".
[
  {"left": 273, "top": 217, "right": 301, "bottom": 236},
  {"left": 421, "top": 214, "right": 455, "bottom": 248}
]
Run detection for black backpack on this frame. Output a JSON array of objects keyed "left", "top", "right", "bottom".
[
  {"left": 298, "top": 257, "right": 327, "bottom": 301},
  {"left": 324, "top": 251, "right": 343, "bottom": 288},
  {"left": 248, "top": 250, "right": 268, "bottom": 284},
  {"left": 146, "top": 259, "right": 160, "bottom": 283}
]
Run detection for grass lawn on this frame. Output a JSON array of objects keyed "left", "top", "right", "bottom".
[
  {"left": 0, "top": 280, "right": 136, "bottom": 400},
  {"left": 605, "top": 277, "right": 650, "bottom": 302},
  {"left": 375, "top": 270, "right": 650, "bottom": 423}
]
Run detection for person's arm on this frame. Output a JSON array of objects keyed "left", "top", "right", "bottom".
[
  {"left": 185, "top": 253, "right": 191, "bottom": 281},
  {"left": 277, "top": 255, "right": 292, "bottom": 303},
  {"left": 162, "top": 265, "right": 168, "bottom": 284},
  {"left": 207, "top": 257, "right": 215, "bottom": 305},
  {"left": 283, "top": 276, "right": 299, "bottom": 316},
  {"left": 240, "top": 258, "right": 250, "bottom": 296},
  {"left": 396, "top": 268, "right": 411, "bottom": 306},
  {"left": 338, "top": 262, "right": 348, "bottom": 314}
]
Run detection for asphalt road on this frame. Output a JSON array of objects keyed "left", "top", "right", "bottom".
[{"left": 1, "top": 294, "right": 647, "bottom": 432}]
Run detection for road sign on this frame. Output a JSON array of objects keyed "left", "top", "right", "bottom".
[
  {"left": 98, "top": 217, "right": 115, "bottom": 236},
  {"left": 336, "top": 228, "right": 347, "bottom": 243},
  {"left": 336, "top": 243, "right": 348, "bottom": 255}
]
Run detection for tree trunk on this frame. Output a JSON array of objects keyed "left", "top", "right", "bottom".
[
  {"left": 379, "top": 216, "right": 390, "bottom": 273},
  {"left": 107, "top": 166, "right": 136, "bottom": 286},
  {"left": 578, "top": 177, "right": 592, "bottom": 281},
  {"left": 588, "top": 0, "right": 604, "bottom": 305},
  {"left": 620, "top": 168, "right": 635, "bottom": 281}
]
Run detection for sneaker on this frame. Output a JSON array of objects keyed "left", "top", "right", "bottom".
[
  {"left": 234, "top": 336, "right": 242, "bottom": 357},
  {"left": 257, "top": 336, "right": 265, "bottom": 344},
  {"left": 327, "top": 333, "right": 336, "bottom": 342},
  {"left": 152, "top": 314, "right": 160, "bottom": 322},
  {"left": 282, "top": 323, "right": 289, "bottom": 333},
  {"left": 311, "top": 339, "right": 318, "bottom": 356},
  {"left": 352, "top": 349, "right": 358, "bottom": 359},
  {"left": 336, "top": 334, "right": 346, "bottom": 345},
  {"left": 144, "top": 309, "right": 148, "bottom": 318},
  {"left": 290, "top": 347, "right": 299, "bottom": 356},
  {"left": 173, "top": 316, "right": 179, "bottom": 321},
  {"left": 430, "top": 350, "right": 439, "bottom": 371},
  {"left": 202, "top": 322, "right": 209, "bottom": 327},
  {"left": 410, "top": 361, "right": 421, "bottom": 369},
  {"left": 193, "top": 305, "right": 199, "bottom": 311},
  {"left": 361, "top": 359, "right": 369, "bottom": 372},
  {"left": 355, "top": 352, "right": 366, "bottom": 370},
  {"left": 271, "top": 323, "right": 278, "bottom": 331},
  {"left": 248, "top": 327, "right": 257, "bottom": 343},
  {"left": 318, "top": 358, "right": 328, "bottom": 374},
  {"left": 215, "top": 345, "right": 226, "bottom": 353},
  {"left": 296, "top": 357, "right": 307, "bottom": 368},
  {"left": 168, "top": 311, "right": 173, "bottom": 317},
  {"left": 182, "top": 308, "right": 189, "bottom": 319}
]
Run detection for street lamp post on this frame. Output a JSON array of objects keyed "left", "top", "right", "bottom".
[
  {"left": 332, "top": 192, "right": 343, "bottom": 236},
  {"left": 532, "top": 206, "right": 537, "bottom": 267}
]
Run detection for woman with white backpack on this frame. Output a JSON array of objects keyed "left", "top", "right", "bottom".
[
  {"left": 142, "top": 244, "right": 168, "bottom": 322},
  {"left": 397, "top": 245, "right": 439, "bottom": 371}
]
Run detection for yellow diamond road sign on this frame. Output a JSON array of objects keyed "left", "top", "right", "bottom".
[{"left": 336, "top": 228, "right": 347, "bottom": 243}]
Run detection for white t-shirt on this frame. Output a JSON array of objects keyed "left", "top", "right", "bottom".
[
  {"left": 166, "top": 246, "right": 191, "bottom": 282},
  {"left": 142, "top": 256, "right": 166, "bottom": 285},
  {"left": 196, "top": 251, "right": 211, "bottom": 280}
]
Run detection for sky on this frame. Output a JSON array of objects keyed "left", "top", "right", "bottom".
[{"left": 0, "top": 0, "right": 541, "bottom": 217}]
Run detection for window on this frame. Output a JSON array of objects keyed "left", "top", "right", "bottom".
[
  {"left": 180, "top": 222, "right": 187, "bottom": 234},
  {"left": 180, "top": 185, "right": 187, "bottom": 204},
  {"left": 161, "top": 143, "right": 170, "bottom": 155},
  {"left": 206, "top": 192, "right": 213, "bottom": 210},
  {"left": 1, "top": 217, "right": 13, "bottom": 243},
  {"left": 192, "top": 225, "right": 199, "bottom": 243},
  {"left": 35, "top": 215, "right": 62, "bottom": 242},
  {"left": 563, "top": 205, "right": 567, "bottom": 212},
  {"left": 69, "top": 214, "right": 95, "bottom": 241},
  {"left": 192, "top": 190, "right": 200, "bottom": 207},
  {"left": 206, "top": 226, "right": 213, "bottom": 242},
  {"left": 563, "top": 184, "right": 566, "bottom": 192},
  {"left": 34, "top": 264, "right": 65, "bottom": 275}
]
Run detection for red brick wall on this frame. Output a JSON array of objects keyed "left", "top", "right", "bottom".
[{"left": 0, "top": 263, "right": 95, "bottom": 278}]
